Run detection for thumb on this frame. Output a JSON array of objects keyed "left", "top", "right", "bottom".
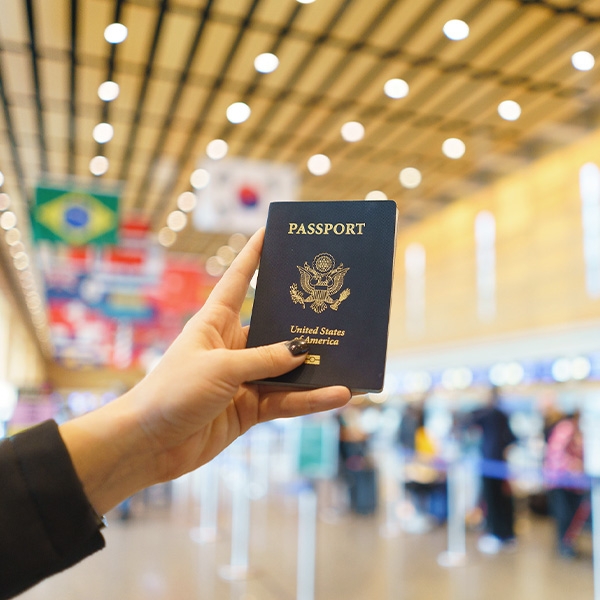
[{"left": 228, "top": 337, "right": 310, "bottom": 384}]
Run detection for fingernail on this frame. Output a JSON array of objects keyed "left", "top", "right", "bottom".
[{"left": 286, "top": 337, "right": 309, "bottom": 356}]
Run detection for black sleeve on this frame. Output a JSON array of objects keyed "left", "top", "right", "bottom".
[{"left": 0, "top": 420, "right": 105, "bottom": 599}]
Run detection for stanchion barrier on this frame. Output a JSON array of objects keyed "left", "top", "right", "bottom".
[
  {"left": 296, "top": 483, "right": 318, "bottom": 600},
  {"left": 249, "top": 424, "right": 272, "bottom": 499},
  {"left": 378, "top": 445, "right": 402, "bottom": 538},
  {"left": 437, "top": 442, "right": 467, "bottom": 567},
  {"left": 189, "top": 460, "right": 219, "bottom": 544},
  {"left": 591, "top": 479, "right": 600, "bottom": 600},
  {"left": 219, "top": 441, "right": 254, "bottom": 581}
]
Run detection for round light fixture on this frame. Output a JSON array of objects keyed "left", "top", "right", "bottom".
[
  {"left": 443, "top": 19, "right": 469, "bottom": 41},
  {"left": 341, "top": 121, "right": 365, "bottom": 142},
  {"left": 0, "top": 193, "right": 10, "bottom": 211},
  {"left": 190, "top": 168, "right": 210, "bottom": 189},
  {"left": 399, "top": 167, "right": 422, "bottom": 189},
  {"left": 384, "top": 78, "right": 409, "bottom": 99},
  {"left": 226, "top": 102, "right": 251, "bottom": 124},
  {"left": 104, "top": 23, "right": 128, "bottom": 44},
  {"left": 93, "top": 122, "right": 114, "bottom": 143},
  {"left": 254, "top": 53, "right": 279, "bottom": 73},
  {"left": 498, "top": 100, "right": 521, "bottom": 121},
  {"left": 307, "top": 154, "right": 331, "bottom": 176},
  {"left": 365, "top": 190, "right": 388, "bottom": 200},
  {"left": 228, "top": 232, "right": 247, "bottom": 252},
  {"left": 442, "top": 137, "right": 466, "bottom": 159},
  {"left": 166, "top": 210, "right": 187, "bottom": 232},
  {"left": 206, "top": 139, "right": 228, "bottom": 160},
  {"left": 158, "top": 227, "right": 177, "bottom": 247},
  {"left": 572, "top": 50, "right": 595, "bottom": 71},
  {"left": 177, "top": 191, "right": 197, "bottom": 212},
  {"left": 89, "top": 155, "right": 109, "bottom": 176},
  {"left": 98, "top": 81, "right": 120, "bottom": 101},
  {"left": 0, "top": 211, "right": 17, "bottom": 230}
]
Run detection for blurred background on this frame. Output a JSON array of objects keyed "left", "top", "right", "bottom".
[{"left": 3, "top": 0, "right": 600, "bottom": 598}]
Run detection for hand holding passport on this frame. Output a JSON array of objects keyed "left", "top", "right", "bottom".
[{"left": 247, "top": 200, "right": 398, "bottom": 393}]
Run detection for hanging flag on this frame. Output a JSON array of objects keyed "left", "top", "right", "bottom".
[
  {"left": 193, "top": 157, "right": 298, "bottom": 235},
  {"left": 32, "top": 183, "right": 119, "bottom": 245}
]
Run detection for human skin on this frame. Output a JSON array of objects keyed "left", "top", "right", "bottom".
[{"left": 59, "top": 228, "right": 351, "bottom": 515}]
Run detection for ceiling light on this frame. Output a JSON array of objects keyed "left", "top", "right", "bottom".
[
  {"left": 254, "top": 53, "right": 279, "bottom": 73},
  {"left": 498, "top": 100, "right": 521, "bottom": 121},
  {"left": 190, "top": 168, "right": 210, "bottom": 189},
  {"left": 166, "top": 210, "right": 187, "bottom": 232},
  {"left": 104, "top": 23, "right": 128, "bottom": 44},
  {"left": 205, "top": 256, "right": 226, "bottom": 277},
  {"left": 307, "top": 154, "right": 331, "bottom": 176},
  {"left": 442, "top": 137, "right": 466, "bottom": 159},
  {"left": 177, "top": 191, "right": 197, "bottom": 212},
  {"left": 89, "top": 155, "right": 109, "bottom": 176},
  {"left": 0, "top": 171, "right": 4, "bottom": 187},
  {"left": 5, "top": 228, "right": 20, "bottom": 245},
  {"left": 572, "top": 51, "right": 595, "bottom": 71},
  {"left": 98, "top": 81, "right": 120, "bottom": 101},
  {"left": 0, "top": 193, "right": 9, "bottom": 211},
  {"left": 365, "top": 190, "right": 388, "bottom": 200},
  {"left": 441, "top": 367, "right": 473, "bottom": 390},
  {"left": 401, "top": 371, "right": 432, "bottom": 394},
  {"left": 158, "top": 227, "right": 176, "bottom": 247},
  {"left": 443, "top": 19, "right": 469, "bottom": 41},
  {"left": 572, "top": 356, "right": 591, "bottom": 379},
  {"left": 341, "top": 121, "right": 365, "bottom": 142},
  {"left": 226, "top": 102, "right": 251, "bottom": 124},
  {"left": 399, "top": 167, "right": 422, "bottom": 189},
  {"left": 228, "top": 232, "right": 247, "bottom": 252},
  {"left": 206, "top": 139, "right": 228, "bottom": 160},
  {"left": 216, "top": 245, "right": 236, "bottom": 266},
  {"left": 296, "top": 0, "right": 316, "bottom": 3},
  {"left": 93, "top": 122, "right": 114, "bottom": 143},
  {"left": 0, "top": 211, "right": 17, "bottom": 230},
  {"left": 384, "top": 78, "right": 409, "bottom": 99},
  {"left": 551, "top": 358, "right": 571, "bottom": 382},
  {"left": 13, "top": 252, "right": 29, "bottom": 271},
  {"left": 8, "top": 241, "right": 24, "bottom": 257}
]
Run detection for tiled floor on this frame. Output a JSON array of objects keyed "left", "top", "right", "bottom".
[{"left": 16, "top": 470, "right": 595, "bottom": 600}]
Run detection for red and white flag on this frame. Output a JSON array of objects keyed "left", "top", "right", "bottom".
[{"left": 193, "top": 157, "right": 298, "bottom": 234}]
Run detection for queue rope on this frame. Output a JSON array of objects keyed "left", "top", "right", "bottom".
[{"left": 396, "top": 448, "right": 591, "bottom": 490}]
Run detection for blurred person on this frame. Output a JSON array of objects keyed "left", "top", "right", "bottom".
[
  {"left": 397, "top": 398, "right": 425, "bottom": 454},
  {"left": 337, "top": 406, "right": 378, "bottom": 515},
  {"left": 401, "top": 403, "right": 447, "bottom": 531},
  {"left": 543, "top": 410, "right": 587, "bottom": 558},
  {"left": 0, "top": 228, "right": 351, "bottom": 600},
  {"left": 460, "top": 386, "right": 517, "bottom": 554}
]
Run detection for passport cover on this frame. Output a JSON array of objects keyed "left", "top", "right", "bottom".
[{"left": 246, "top": 200, "right": 397, "bottom": 393}]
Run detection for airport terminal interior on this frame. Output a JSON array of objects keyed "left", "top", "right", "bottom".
[{"left": 4, "top": 0, "right": 600, "bottom": 598}]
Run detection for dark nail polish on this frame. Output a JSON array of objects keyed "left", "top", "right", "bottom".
[{"left": 286, "top": 337, "right": 309, "bottom": 356}]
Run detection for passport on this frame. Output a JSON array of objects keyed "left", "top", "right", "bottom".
[{"left": 246, "top": 200, "right": 397, "bottom": 393}]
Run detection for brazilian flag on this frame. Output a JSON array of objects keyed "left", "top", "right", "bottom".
[{"left": 32, "top": 185, "right": 119, "bottom": 246}]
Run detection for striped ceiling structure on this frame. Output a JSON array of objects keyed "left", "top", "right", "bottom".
[
  {"left": 2, "top": 0, "right": 600, "bottom": 359},
  {"left": 2, "top": 0, "right": 600, "bottom": 230}
]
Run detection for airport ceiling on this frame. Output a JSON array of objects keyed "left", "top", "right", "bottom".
[{"left": 4, "top": 0, "right": 600, "bottom": 364}]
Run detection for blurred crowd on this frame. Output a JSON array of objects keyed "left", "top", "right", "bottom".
[{"left": 334, "top": 385, "right": 591, "bottom": 560}]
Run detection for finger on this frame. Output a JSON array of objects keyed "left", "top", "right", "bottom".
[
  {"left": 257, "top": 386, "right": 352, "bottom": 422},
  {"left": 224, "top": 338, "right": 310, "bottom": 384},
  {"left": 206, "top": 227, "right": 265, "bottom": 314}
]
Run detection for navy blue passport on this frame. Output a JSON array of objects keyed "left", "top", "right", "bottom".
[{"left": 246, "top": 200, "right": 397, "bottom": 393}]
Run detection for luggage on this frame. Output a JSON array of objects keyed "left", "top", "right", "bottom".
[{"left": 347, "top": 464, "right": 378, "bottom": 515}]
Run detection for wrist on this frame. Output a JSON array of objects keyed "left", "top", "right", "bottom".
[{"left": 59, "top": 392, "right": 160, "bottom": 515}]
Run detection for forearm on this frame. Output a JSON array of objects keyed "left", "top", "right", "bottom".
[{"left": 59, "top": 388, "right": 160, "bottom": 516}]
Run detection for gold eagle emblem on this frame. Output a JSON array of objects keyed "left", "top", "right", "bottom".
[{"left": 290, "top": 252, "right": 350, "bottom": 313}]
